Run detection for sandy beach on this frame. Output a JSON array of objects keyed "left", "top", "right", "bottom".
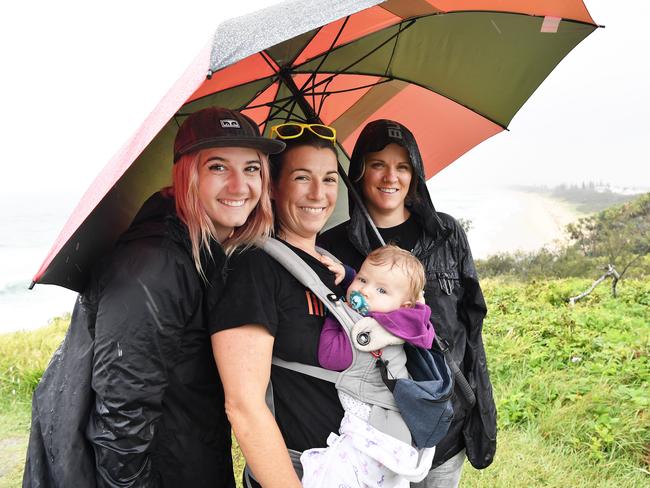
[
  {"left": 472, "top": 191, "right": 582, "bottom": 257},
  {"left": 430, "top": 187, "right": 584, "bottom": 259}
]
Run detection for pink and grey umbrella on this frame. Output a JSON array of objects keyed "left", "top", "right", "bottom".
[{"left": 32, "top": 0, "right": 599, "bottom": 291}]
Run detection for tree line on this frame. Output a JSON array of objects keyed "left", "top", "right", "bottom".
[{"left": 476, "top": 192, "right": 650, "bottom": 284}]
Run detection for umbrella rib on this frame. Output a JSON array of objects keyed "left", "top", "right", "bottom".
[
  {"left": 249, "top": 77, "right": 395, "bottom": 122},
  {"left": 291, "top": 11, "right": 598, "bottom": 72},
  {"left": 384, "top": 20, "right": 410, "bottom": 77},
  {"left": 285, "top": 25, "right": 326, "bottom": 67},
  {"left": 286, "top": 97, "right": 300, "bottom": 123},
  {"left": 316, "top": 77, "right": 334, "bottom": 116},
  {"left": 313, "top": 78, "right": 393, "bottom": 97},
  {"left": 294, "top": 19, "right": 416, "bottom": 98},
  {"left": 268, "top": 103, "right": 308, "bottom": 123},
  {"left": 267, "top": 91, "right": 306, "bottom": 123},
  {"left": 298, "top": 15, "right": 351, "bottom": 119},
  {"left": 293, "top": 68, "right": 509, "bottom": 130},
  {"left": 239, "top": 79, "right": 280, "bottom": 112},
  {"left": 259, "top": 50, "right": 281, "bottom": 74},
  {"left": 245, "top": 78, "right": 391, "bottom": 114}
]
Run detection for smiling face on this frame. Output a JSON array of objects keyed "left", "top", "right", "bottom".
[
  {"left": 360, "top": 143, "right": 413, "bottom": 225},
  {"left": 197, "top": 146, "right": 263, "bottom": 241},
  {"left": 273, "top": 145, "right": 339, "bottom": 246},
  {"left": 347, "top": 260, "right": 412, "bottom": 313}
]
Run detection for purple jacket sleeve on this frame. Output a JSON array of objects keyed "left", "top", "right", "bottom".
[{"left": 318, "top": 316, "right": 353, "bottom": 371}]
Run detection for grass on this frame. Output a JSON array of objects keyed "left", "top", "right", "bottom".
[
  {"left": 461, "top": 427, "right": 648, "bottom": 487},
  {"left": 0, "top": 315, "right": 68, "bottom": 488},
  {"left": 482, "top": 279, "right": 649, "bottom": 466},
  {"left": 1, "top": 281, "right": 648, "bottom": 487}
]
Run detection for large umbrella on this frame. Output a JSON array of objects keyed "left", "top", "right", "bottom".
[{"left": 32, "top": 0, "right": 599, "bottom": 292}]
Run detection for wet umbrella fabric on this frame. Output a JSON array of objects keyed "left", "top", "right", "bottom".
[{"left": 32, "top": 0, "right": 598, "bottom": 292}]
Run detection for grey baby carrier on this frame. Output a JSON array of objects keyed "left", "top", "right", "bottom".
[{"left": 244, "top": 238, "right": 453, "bottom": 484}]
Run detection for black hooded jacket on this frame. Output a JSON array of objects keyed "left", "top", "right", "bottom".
[
  {"left": 318, "top": 120, "right": 497, "bottom": 469},
  {"left": 23, "top": 192, "right": 235, "bottom": 488}
]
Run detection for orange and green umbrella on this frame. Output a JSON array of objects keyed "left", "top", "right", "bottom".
[{"left": 33, "top": 0, "right": 599, "bottom": 291}]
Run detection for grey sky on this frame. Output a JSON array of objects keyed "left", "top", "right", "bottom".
[{"left": 2, "top": 0, "right": 648, "bottom": 203}]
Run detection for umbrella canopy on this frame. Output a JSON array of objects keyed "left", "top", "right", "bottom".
[{"left": 32, "top": 0, "right": 599, "bottom": 292}]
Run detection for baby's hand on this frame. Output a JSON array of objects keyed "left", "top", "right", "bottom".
[{"left": 319, "top": 254, "right": 346, "bottom": 285}]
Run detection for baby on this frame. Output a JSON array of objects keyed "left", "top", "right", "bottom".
[
  {"left": 318, "top": 244, "right": 433, "bottom": 371},
  {"left": 301, "top": 245, "right": 436, "bottom": 488}
]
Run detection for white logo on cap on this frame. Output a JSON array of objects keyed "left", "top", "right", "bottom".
[
  {"left": 220, "top": 119, "right": 241, "bottom": 129},
  {"left": 386, "top": 121, "right": 403, "bottom": 139}
]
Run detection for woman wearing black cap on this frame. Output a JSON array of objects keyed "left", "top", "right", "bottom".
[
  {"left": 24, "top": 107, "right": 284, "bottom": 488},
  {"left": 318, "top": 120, "right": 497, "bottom": 488}
]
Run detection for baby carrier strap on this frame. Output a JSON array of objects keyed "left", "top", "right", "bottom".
[
  {"left": 258, "top": 237, "right": 360, "bottom": 333},
  {"left": 271, "top": 357, "right": 339, "bottom": 383}
]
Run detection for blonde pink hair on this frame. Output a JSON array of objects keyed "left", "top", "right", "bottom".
[{"left": 164, "top": 149, "right": 273, "bottom": 278}]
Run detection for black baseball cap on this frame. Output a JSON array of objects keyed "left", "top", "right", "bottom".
[{"left": 173, "top": 107, "right": 285, "bottom": 162}]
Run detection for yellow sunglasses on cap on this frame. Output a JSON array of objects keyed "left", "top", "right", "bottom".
[{"left": 269, "top": 122, "right": 336, "bottom": 143}]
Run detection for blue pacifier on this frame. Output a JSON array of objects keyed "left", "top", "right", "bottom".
[{"left": 349, "top": 291, "right": 370, "bottom": 316}]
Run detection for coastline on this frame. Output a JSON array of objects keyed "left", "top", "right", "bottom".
[
  {"left": 1, "top": 188, "right": 585, "bottom": 334},
  {"left": 438, "top": 188, "right": 585, "bottom": 259}
]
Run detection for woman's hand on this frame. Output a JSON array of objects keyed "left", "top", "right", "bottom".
[
  {"left": 212, "top": 325, "right": 302, "bottom": 488},
  {"left": 318, "top": 254, "right": 346, "bottom": 285}
]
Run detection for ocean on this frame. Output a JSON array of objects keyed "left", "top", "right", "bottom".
[
  {"left": 0, "top": 193, "right": 79, "bottom": 333},
  {"left": 0, "top": 186, "right": 580, "bottom": 334}
]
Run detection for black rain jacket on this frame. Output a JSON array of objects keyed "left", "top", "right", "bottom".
[
  {"left": 318, "top": 120, "right": 497, "bottom": 469},
  {"left": 23, "top": 192, "right": 235, "bottom": 488}
]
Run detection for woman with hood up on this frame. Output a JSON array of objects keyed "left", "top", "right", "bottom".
[{"left": 318, "top": 119, "right": 497, "bottom": 487}]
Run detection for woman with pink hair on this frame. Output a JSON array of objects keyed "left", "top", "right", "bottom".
[{"left": 24, "top": 107, "right": 284, "bottom": 488}]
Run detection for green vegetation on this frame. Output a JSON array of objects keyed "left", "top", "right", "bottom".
[
  {"left": 477, "top": 193, "right": 650, "bottom": 282},
  {"left": 462, "top": 278, "right": 649, "bottom": 487},
  {"left": 2, "top": 280, "right": 648, "bottom": 487},
  {"left": 517, "top": 182, "right": 644, "bottom": 213},
  {"left": 0, "top": 316, "right": 68, "bottom": 488}
]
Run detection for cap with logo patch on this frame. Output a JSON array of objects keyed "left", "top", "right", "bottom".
[{"left": 173, "top": 107, "right": 285, "bottom": 162}]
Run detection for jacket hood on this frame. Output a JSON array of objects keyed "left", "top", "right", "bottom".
[
  {"left": 120, "top": 191, "right": 180, "bottom": 243},
  {"left": 347, "top": 120, "right": 449, "bottom": 249},
  {"left": 119, "top": 192, "right": 226, "bottom": 280}
]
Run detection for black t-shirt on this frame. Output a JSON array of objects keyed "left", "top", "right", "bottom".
[
  {"left": 211, "top": 242, "right": 345, "bottom": 452},
  {"left": 318, "top": 215, "right": 421, "bottom": 270},
  {"left": 378, "top": 214, "right": 420, "bottom": 253}
]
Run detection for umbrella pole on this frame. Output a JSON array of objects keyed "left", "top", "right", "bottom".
[{"left": 278, "top": 70, "right": 386, "bottom": 248}]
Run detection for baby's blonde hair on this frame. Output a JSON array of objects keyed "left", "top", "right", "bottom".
[{"left": 365, "top": 245, "right": 425, "bottom": 305}]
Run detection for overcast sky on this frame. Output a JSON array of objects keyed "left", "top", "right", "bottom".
[{"left": 2, "top": 0, "right": 648, "bottom": 202}]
